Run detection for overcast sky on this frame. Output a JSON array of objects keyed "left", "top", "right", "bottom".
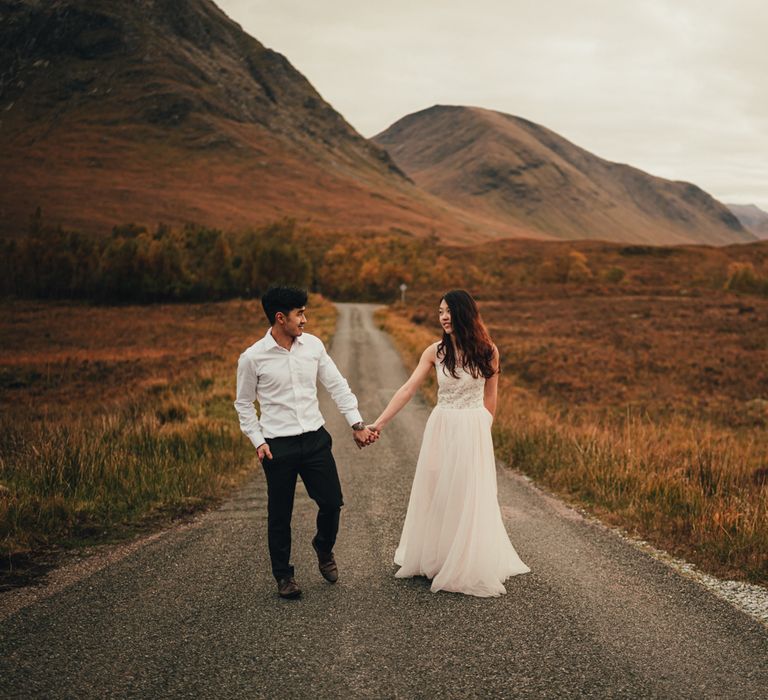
[{"left": 216, "top": 0, "right": 768, "bottom": 211}]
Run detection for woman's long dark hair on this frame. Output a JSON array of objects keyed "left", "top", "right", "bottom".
[{"left": 437, "top": 289, "right": 497, "bottom": 379}]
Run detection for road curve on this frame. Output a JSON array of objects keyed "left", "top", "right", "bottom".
[{"left": 1, "top": 303, "right": 767, "bottom": 699}]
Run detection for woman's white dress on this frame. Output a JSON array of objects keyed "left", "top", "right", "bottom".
[{"left": 394, "top": 351, "right": 531, "bottom": 597}]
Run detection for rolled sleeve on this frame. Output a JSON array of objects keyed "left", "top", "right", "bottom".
[
  {"left": 317, "top": 345, "right": 363, "bottom": 427},
  {"left": 234, "top": 353, "right": 266, "bottom": 449}
]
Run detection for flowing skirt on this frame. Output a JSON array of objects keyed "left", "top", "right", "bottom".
[{"left": 394, "top": 405, "right": 531, "bottom": 597}]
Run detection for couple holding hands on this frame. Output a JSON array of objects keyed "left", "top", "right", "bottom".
[{"left": 235, "top": 286, "right": 529, "bottom": 600}]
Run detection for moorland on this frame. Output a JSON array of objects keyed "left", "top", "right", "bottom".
[
  {"left": 380, "top": 278, "right": 768, "bottom": 585},
  {"left": 2, "top": 227, "right": 768, "bottom": 587},
  {"left": 0, "top": 295, "right": 335, "bottom": 587}
]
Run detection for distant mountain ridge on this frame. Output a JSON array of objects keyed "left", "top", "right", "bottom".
[
  {"left": 0, "top": 0, "right": 500, "bottom": 241},
  {"left": 0, "top": 3, "right": 754, "bottom": 246},
  {"left": 374, "top": 105, "right": 754, "bottom": 246},
  {"left": 727, "top": 204, "right": 768, "bottom": 240}
]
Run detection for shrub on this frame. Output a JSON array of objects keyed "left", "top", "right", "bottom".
[
  {"left": 603, "top": 266, "right": 626, "bottom": 284},
  {"left": 539, "top": 250, "right": 593, "bottom": 283},
  {"left": 724, "top": 262, "right": 768, "bottom": 296}
]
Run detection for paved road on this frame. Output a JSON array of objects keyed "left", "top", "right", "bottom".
[{"left": 2, "top": 303, "right": 767, "bottom": 699}]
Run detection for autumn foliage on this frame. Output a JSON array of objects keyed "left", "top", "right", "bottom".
[
  {"left": 0, "top": 217, "right": 312, "bottom": 302},
  {"left": 3, "top": 213, "right": 768, "bottom": 304},
  {"left": 0, "top": 215, "right": 458, "bottom": 303}
]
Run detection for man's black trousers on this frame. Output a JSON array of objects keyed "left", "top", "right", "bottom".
[{"left": 262, "top": 426, "right": 343, "bottom": 580}]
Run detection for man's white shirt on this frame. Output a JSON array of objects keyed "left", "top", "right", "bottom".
[{"left": 234, "top": 328, "right": 363, "bottom": 449}]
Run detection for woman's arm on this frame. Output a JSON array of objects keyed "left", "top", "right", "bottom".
[
  {"left": 483, "top": 344, "right": 501, "bottom": 418},
  {"left": 371, "top": 344, "right": 436, "bottom": 431}
]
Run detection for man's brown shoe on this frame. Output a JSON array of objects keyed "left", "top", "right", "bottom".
[
  {"left": 277, "top": 576, "right": 301, "bottom": 599},
  {"left": 312, "top": 539, "right": 339, "bottom": 583}
]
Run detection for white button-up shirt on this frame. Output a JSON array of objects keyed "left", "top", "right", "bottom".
[{"left": 234, "top": 328, "right": 363, "bottom": 449}]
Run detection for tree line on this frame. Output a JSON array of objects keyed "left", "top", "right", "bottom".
[
  {"left": 0, "top": 215, "right": 455, "bottom": 303},
  {"left": 4, "top": 211, "right": 764, "bottom": 304}
]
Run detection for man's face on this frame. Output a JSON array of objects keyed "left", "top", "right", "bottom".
[{"left": 277, "top": 306, "right": 307, "bottom": 337}]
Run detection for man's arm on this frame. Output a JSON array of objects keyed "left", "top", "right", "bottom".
[
  {"left": 234, "top": 352, "right": 267, "bottom": 451},
  {"left": 316, "top": 344, "right": 377, "bottom": 447},
  {"left": 316, "top": 345, "right": 364, "bottom": 427}
]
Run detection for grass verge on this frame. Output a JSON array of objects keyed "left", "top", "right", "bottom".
[
  {"left": 377, "top": 304, "right": 768, "bottom": 586},
  {"left": 0, "top": 295, "right": 337, "bottom": 586}
]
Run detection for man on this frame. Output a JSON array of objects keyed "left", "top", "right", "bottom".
[{"left": 234, "top": 286, "right": 377, "bottom": 599}]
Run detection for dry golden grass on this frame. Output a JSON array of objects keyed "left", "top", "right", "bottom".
[
  {"left": 427, "top": 236, "right": 768, "bottom": 298},
  {"left": 378, "top": 292, "right": 768, "bottom": 586},
  {"left": 0, "top": 295, "right": 336, "bottom": 581}
]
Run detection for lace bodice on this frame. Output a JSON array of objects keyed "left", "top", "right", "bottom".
[{"left": 435, "top": 355, "right": 486, "bottom": 409}]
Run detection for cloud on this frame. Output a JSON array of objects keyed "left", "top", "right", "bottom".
[{"left": 216, "top": 0, "right": 768, "bottom": 210}]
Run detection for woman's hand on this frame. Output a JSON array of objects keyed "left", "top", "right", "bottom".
[{"left": 353, "top": 426, "right": 378, "bottom": 448}]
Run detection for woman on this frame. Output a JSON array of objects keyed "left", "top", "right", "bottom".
[{"left": 371, "top": 290, "right": 530, "bottom": 597}]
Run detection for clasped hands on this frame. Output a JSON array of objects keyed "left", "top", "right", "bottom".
[
  {"left": 256, "top": 424, "right": 382, "bottom": 461},
  {"left": 353, "top": 424, "right": 381, "bottom": 449}
]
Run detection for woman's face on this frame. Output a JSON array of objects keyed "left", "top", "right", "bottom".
[{"left": 438, "top": 299, "right": 452, "bottom": 334}]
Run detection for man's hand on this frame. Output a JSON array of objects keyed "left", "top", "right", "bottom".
[
  {"left": 256, "top": 442, "right": 273, "bottom": 462},
  {"left": 353, "top": 426, "right": 378, "bottom": 449}
]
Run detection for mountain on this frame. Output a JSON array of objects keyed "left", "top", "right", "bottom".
[
  {"left": 0, "top": 0, "right": 509, "bottom": 242},
  {"left": 0, "top": 3, "right": 753, "bottom": 248},
  {"left": 374, "top": 106, "right": 755, "bottom": 246},
  {"left": 727, "top": 204, "right": 768, "bottom": 240}
]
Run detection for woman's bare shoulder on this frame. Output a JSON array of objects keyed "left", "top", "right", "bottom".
[{"left": 422, "top": 341, "right": 440, "bottom": 363}]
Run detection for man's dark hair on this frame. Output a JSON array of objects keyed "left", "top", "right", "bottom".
[{"left": 261, "top": 286, "right": 308, "bottom": 325}]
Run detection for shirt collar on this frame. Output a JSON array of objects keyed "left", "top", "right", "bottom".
[{"left": 264, "top": 327, "right": 304, "bottom": 350}]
